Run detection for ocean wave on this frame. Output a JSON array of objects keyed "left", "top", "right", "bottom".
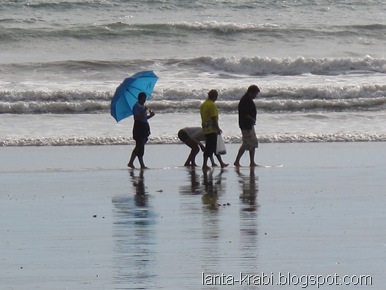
[
  {"left": 171, "top": 21, "right": 386, "bottom": 39},
  {"left": 2, "top": 133, "right": 386, "bottom": 147},
  {"left": 192, "top": 55, "right": 386, "bottom": 75},
  {"left": 2, "top": 98, "right": 386, "bottom": 114},
  {"left": 1, "top": 83, "right": 385, "bottom": 114},
  {"left": 1, "top": 0, "right": 111, "bottom": 10},
  {"left": 3, "top": 56, "right": 385, "bottom": 79},
  {"left": 0, "top": 100, "right": 109, "bottom": 114},
  {"left": 3, "top": 20, "right": 386, "bottom": 42}
]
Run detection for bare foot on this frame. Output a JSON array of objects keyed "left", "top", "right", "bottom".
[
  {"left": 221, "top": 163, "right": 229, "bottom": 168},
  {"left": 234, "top": 162, "right": 241, "bottom": 167},
  {"left": 250, "top": 163, "right": 258, "bottom": 167},
  {"left": 202, "top": 165, "right": 211, "bottom": 170},
  {"left": 127, "top": 163, "right": 135, "bottom": 168}
]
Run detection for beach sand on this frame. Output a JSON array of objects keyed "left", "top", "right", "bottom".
[{"left": 1, "top": 143, "right": 385, "bottom": 289}]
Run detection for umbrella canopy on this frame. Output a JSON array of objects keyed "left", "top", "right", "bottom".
[{"left": 111, "top": 71, "right": 159, "bottom": 122}]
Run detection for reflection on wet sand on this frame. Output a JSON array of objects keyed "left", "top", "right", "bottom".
[
  {"left": 179, "top": 167, "right": 201, "bottom": 195},
  {"left": 111, "top": 169, "right": 157, "bottom": 288},
  {"left": 236, "top": 167, "right": 259, "bottom": 271},
  {"left": 237, "top": 167, "right": 259, "bottom": 212},
  {"left": 201, "top": 169, "right": 223, "bottom": 276},
  {"left": 201, "top": 169, "right": 226, "bottom": 210},
  {"left": 110, "top": 167, "right": 261, "bottom": 287}
]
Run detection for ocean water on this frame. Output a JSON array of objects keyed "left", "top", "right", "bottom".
[{"left": 1, "top": 0, "right": 386, "bottom": 146}]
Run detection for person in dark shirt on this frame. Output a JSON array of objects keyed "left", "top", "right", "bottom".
[
  {"left": 234, "top": 85, "right": 260, "bottom": 167},
  {"left": 128, "top": 92, "right": 155, "bottom": 169}
]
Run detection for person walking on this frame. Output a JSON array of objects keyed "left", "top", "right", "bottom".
[
  {"left": 128, "top": 92, "right": 155, "bottom": 169},
  {"left": 200, "top": 89, "right": 224, "bottom": 170},
  {"left": 234, "top": 85, "right": 260, "bottom": 167}
]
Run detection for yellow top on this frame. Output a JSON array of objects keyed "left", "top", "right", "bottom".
[{"left": 200, "top": 99, "right": 218, "bottom": 134}]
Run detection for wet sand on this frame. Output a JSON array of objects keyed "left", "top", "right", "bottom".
[{"left": 0, "top": 143, "right": 385, "bottom": 289}]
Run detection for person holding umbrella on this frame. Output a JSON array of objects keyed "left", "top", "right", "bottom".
[
  {"left": 128, "top": 92, "right": 155, "bottom": 169},
  {"left": 110, "top": 71, "right": 158, "bottom": 167}
]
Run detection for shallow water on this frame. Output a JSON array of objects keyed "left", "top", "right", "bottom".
[{"left": 0, "top": 144, "right": 385, "bottom": 289}]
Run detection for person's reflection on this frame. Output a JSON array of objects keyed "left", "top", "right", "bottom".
[
  {"left": 201, "top": 169, "right": 225, "bottom": 210},
  {"left": 237, "top": 167, "right": 259, "bottom": 212},
  {"left": 236, "top": 167, "right": 259, "bottom": 269},
  {"left": 200, "top": 169, "right": 225, "bottom": 275},
  {"left": 131, "top": 169, "right": 147, "bottom": 207},
  {"left": 179, "top": 167, "right": 201, "bottom": 195},
  {"left": 111, "top": 169, "right": 156, "bottom": 287}
]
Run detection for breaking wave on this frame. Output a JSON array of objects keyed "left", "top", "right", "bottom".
[
  {"left": 1, "top": 83, "right": 385, "bottom": 114},
  {"left": 2, "top": 133, "right": 386, "bottom": 147},
  {"left": 3, "top": 21, "right": 386, "bottom": 42}
]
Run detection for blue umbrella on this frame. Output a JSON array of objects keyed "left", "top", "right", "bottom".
[{"left": 111, "top": 71, "right": 159, "bottom": 122}]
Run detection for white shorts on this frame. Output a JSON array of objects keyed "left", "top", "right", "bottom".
[{"left": 241, "top": 127, "right": 258, "bottom": 150}]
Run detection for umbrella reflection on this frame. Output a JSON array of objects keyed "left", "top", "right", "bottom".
[{"left": 111, "top": 169, "right": 156, "bottom": 287}]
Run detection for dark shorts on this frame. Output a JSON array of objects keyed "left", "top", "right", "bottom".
[
  {"left": 133, "top": 121, "right": 150, "bottom": 157},
  {"left": 178, "top": 129, "right": 189, "bottom": 142},
  {"left": 204, "top": 133, "right": 217, "bottom": 158},
  {"left": 133, "top": 120, "right": 150, "bottom": 143}
]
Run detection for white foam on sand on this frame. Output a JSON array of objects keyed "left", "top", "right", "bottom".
[{"left": 0, "top": 143, "right": 385, "bottom": 289}]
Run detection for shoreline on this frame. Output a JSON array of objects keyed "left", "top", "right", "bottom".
[
  {"left": 1, "top": 142, "right": 385, "bottom": 172},
  {"left": 2, "top": 134, "right": 386, "bottom": 147}
]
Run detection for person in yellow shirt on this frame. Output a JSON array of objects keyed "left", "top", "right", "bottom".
[{"left": 200, "top": 89, "right": 226, "bottom": 170}]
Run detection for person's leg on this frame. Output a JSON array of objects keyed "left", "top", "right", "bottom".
[
  {"left": 189, "top": 145, "right": 200, "bottom": 166},
  {"left": 129, "top": 123, "right": 141, "bottom": 168},
  {"left": 203, "top": 156, "right": 210, "bottom": 170},
  {"left": 178, "top": 130, "right": 193, "bottom": 166},
  {"left": 215, "top": 154, "right": 229, "bottom": 168},
  {"left": 128, "top": 148, "right": 137, "bottom": 168},
  {"left": 248, "top": 127, "right": 258, "bottom": 167},
  {"left": 249, "top": 148, "right": 257, "bottom": 167},
  {"left": 203, "top": 133, "right": 216, "bottom": 170},
  {"left": 210, "top": 156, "right": 218, "bottom": 166},
  {"left": 128, "top": 141, "right": 143, "bottom": 168},
  {"left": 234, "top": 143, "right": 246, "bottom": 167},
  {"left": 184, "top": 138, "right": 200, "bottom": 166},
  {"left": 137, "top": 141, "right": 147, "bottom": 169}
]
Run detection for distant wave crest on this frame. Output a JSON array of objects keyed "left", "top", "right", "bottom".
[
  {"left": 2, "top": 56, "right": 385, "bottom": 78},
  {"left": 192, "top": 55, "right": 386, "bottom": 75},
  {"left": 3, "top": 20, "right": 386, "bottom": 41}
]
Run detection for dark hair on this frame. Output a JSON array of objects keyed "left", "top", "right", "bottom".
[
  {"left": 247, "top": 85, "right": 260, "bottom": 94},
  {"left": 208, "top": 89, "right": 218, "bottom": 99},
  {"left": 138, "top": 92, "right": 147, "bottom": 100}
]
